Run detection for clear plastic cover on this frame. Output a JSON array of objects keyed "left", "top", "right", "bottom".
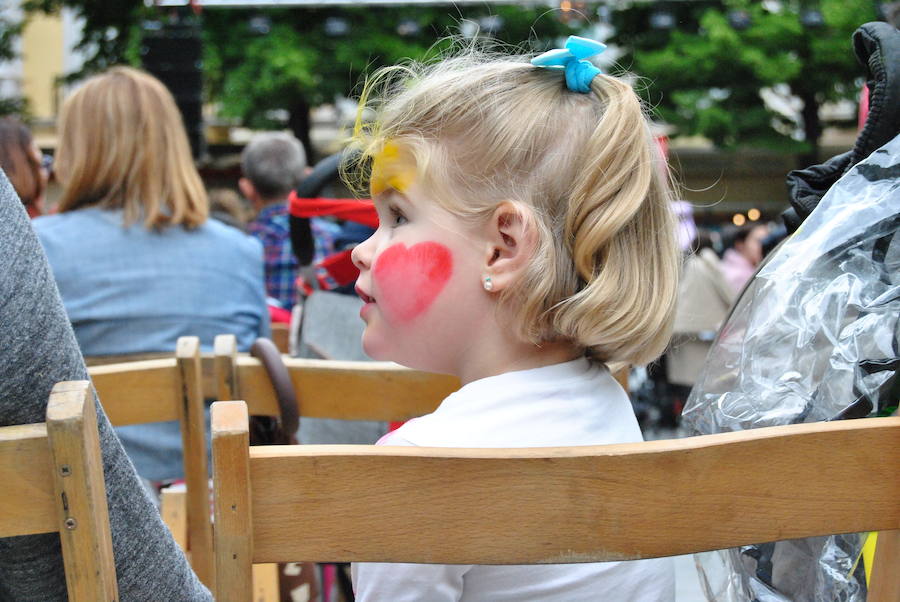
[{"left": 681, "top": 134, "right": 900, "bottom": 601}]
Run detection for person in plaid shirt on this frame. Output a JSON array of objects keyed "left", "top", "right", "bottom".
[{"left": 241, "top": 132, "right": 337, "bottom": 310}]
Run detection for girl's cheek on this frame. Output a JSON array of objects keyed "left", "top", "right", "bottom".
[{"left": 373, "top": 241, "right": 453, "bottom": 323}]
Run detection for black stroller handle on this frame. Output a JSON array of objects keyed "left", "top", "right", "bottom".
[{"left": 289, "top": 151, "right": 346, "bottom": 266}]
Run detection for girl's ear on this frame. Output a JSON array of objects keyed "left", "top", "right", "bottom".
[{"left": 482, "top": 200, "right": 538, "bottom": 292}]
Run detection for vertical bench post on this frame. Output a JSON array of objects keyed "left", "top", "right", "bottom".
[
  {"left": 46, "top": 380, "right": 118, "bottom": 602},
  {"left": 175, "top": 336, "right": 214, "bottom": 587},
  {"left": 214, "top": 334, "right": 239, "bottom": 402},
  {"left": 212, "top": 400, "right": 253, "bottom": 601}
]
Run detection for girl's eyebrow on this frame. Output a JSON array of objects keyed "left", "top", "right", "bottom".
[
  {"left": 377, "top": 188, "right": 411, "bottom": 207},
  {"left": 371, "top": 190, "right": 393, "bottom": 206},
  {"left": 371, "top": 186, "right": 393, "bottom": 202}
]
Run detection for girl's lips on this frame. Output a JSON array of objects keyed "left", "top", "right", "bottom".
[
  {"left": 355, "top": 285, "right": 375, "bottom": 304},
  {"left": 356, "top": 286, "right": 376, "bottom": 321}
]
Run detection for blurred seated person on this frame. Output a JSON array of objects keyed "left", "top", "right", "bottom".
[
  {"left": 0, "top": 116, "right": 48, "bottom": 217},
  {"left": 720, "top": 223, "right": 768, "bottom": 295},
  {"left": 208, "top": 186, "right": 250, "bottom": 231},
  {"left": 1, "top": 168, "right": 211, "bottom": 599},
  {"left": 33, "top": 66, "right": 270, "bottom": 482},
  {"left": 667, "top": 229, "right": 735, "bottom": 400},
  {"left": 241, "top": 132, "right": 340, "bottom": 313}
]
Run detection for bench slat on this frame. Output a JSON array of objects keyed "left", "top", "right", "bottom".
[
  {"left": 246, "top": 417, "right": 900, "bottom": 564},
  {"left": 0, "top": 425, "right": 56, "bottom": 536}
]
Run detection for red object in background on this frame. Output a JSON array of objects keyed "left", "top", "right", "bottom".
[
  {"left": 289, "top": 194, "right": 379, "bottom": 295},
  {"left": 294, "top": 249, "right": 361, "bottom": 297},
  {"left": 318, "top": 249, "right": 359, "bottom": 287},
  {"left": 288, "top": 193, "right": 379, "bottom": 229},
  {"left": 268, "top": 304, "right": 292, "bottom": 324}
]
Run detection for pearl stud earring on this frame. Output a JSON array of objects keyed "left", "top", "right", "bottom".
[{"left": 483, "top": 276, "right": 494, "bottom": 291}]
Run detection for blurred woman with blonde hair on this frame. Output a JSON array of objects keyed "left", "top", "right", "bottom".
[{"left": 34, "top": 66, "right": 270, "bottom": 482}]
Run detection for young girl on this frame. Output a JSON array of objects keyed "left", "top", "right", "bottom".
[{"left": 349, "top": 37, "right": 679, "bottom": 601}]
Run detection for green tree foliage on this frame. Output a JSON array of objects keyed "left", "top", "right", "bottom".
[
  {"left": 23, "top": 2, "right": 570, "bottom": 155},
  {"left": 0, "top": 12, "right": 27, "bottom": 117},
  {"left": 23, "top": 0, "right": 148, "bottom": 79},
  {"left": 203, "top": 6, "right": 572, "bottom": 156},
  {"left": 613, "top": 0, "right": 876, "bottom": 155},
  {"left": 0, "top": 13, "right": 24, "bottom": 62}
]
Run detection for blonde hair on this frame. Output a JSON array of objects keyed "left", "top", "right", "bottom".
[
  {"left": 348, "top": 49, "right": 680, "bottom": 366},
  {"left": 54, "top": 66, "right": 208, "bottom": 229}
]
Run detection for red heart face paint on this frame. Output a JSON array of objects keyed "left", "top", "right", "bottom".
[{"left": 373, "top": 242, "right": 453, "bottom": 322}]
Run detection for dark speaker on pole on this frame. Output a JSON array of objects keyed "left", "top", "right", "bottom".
[{"left": 141, "top": 18, "right": 205, "bottom": 159}]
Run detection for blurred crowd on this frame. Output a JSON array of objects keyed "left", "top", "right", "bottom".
[{"left": 633, "top": 209, "right": 788, "bottom": 431}]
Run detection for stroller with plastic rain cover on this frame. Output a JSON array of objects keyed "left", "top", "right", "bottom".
[{"left": 681, "top": 22, "right": 900, "bottom": 602}]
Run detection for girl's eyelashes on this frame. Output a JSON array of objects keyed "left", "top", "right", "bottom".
[
  {"left": 388, "top": 203, "right": 408, "bottom": 227},
  {"left": 374, "top": 190, "right": 410, "bottom": 228}
]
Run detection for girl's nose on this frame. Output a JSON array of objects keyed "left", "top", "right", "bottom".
[{"left": 351, "top": 235, "right": 375, "bottom": 271}]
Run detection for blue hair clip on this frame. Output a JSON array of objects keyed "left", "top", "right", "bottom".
[{"left": 531, "top": 36, "right": 607, "bottom": 93}]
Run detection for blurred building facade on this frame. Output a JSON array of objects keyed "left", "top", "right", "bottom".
[{"left": 0, "top": 3, "right": 84, "bottom": 146}]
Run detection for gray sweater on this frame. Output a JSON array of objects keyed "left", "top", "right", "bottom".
[{"left": 0, "top": 171, "right": 211, "bottom": 600}]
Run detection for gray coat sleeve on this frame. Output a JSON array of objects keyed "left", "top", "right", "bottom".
[{"left": 0, "top": 171, "right": 212, "bottom": 601}]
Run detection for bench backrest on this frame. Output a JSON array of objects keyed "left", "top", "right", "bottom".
[
  {"left": 87, "top": 337, "right": 213, "bottom": 587},
  {"left": 211, "top": 400, "right": 900, "bottom": 601},
  {"left": 0, "top": 380, "right": 118, "bottom": 601},
  {"left": 88, "top": 333, "right": 458, "bottom": 590},
  {"left": 212, "top": 333, "right": 458, "bottom": 421}
]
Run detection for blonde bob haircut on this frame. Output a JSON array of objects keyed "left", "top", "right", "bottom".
[
  {"left": 54, "top": 66, "right": 208, "bottom": 229},
  {"left": 348, "top": 48, "right": 680, "bottom": 366}
]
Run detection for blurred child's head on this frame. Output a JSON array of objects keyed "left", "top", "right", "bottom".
[
  {"left": 208, "top": 187, "right": 251, "bottom": 231},
  {"left": 349, "top": 46, "right": 679, "bottom": 370}
]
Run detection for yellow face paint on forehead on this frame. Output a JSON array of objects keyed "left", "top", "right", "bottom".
[{"left": 370, "top": 140, "right": 416, "bottom": 196}]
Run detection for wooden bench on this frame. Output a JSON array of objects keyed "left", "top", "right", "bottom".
[
  {"left": 0, "top": 380, "right": 118, "bottom": 601},
  {"left": 88, "top": 333, "right": 459, "bottom": 595},
  {"left": 212, "top": 333, "right": 459, "bottom": 599},
  {"left": 211, "top": 400, "right": 900, "bottom": 601},
  {"left": 212, "top": 333, "right": 458, "bottom": 422},
  {"left": 87, "top": 337, "right": 213, "bottom": 588}
]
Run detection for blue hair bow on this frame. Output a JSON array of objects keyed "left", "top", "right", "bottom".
[{"left": 531, "top": 36, "right": 607, "bottom": 94}]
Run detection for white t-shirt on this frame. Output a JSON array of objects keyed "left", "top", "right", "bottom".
[{"left": 352, "top": 358, "right": 675, "bottom": 601}]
